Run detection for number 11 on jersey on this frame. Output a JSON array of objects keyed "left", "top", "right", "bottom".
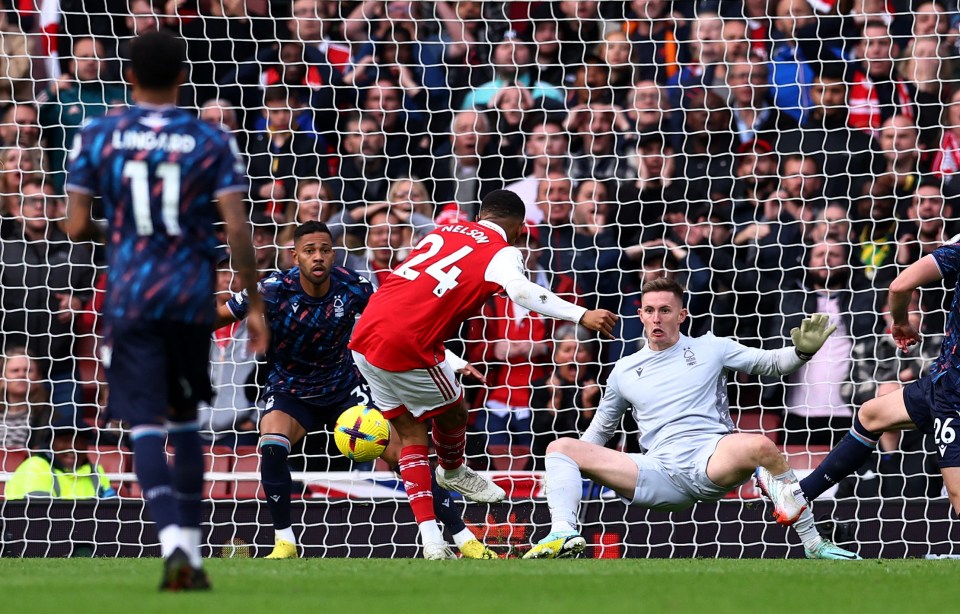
[{"left": 122, "top": 160, "right": 182, "bottom": 236}]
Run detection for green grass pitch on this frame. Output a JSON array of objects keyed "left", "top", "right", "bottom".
[{"left": 1, "top": 558, "right": 956, "bottom": 614}]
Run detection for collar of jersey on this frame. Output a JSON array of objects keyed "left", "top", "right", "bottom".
[{"left": 477, "top": 219, "right": 507, "bottom": 241}]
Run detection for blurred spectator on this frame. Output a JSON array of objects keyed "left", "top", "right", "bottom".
[
  {"left": 761, "top": 240, "right": 881, "bottom": 445},
  {"left": 219, "top": 37, "right": 340, "bottom": 134},
  {"left": 530, "top": 3, "right": 565, "bottom": 86},
  {"left": 114, "top": 0, "right": 161, "bottom": 77},
  {"left": 290, "top": 0, "right": 351, "bottom": 72},
  {"left": 625, "top": 0, "right": 679, "bottom": 83},
  {"left": 677, "top": 87, "right": 735, "bottom": 203},
  {"left": 851, "top": 175, "right": 901, "bottom": 284},
  {"left": 567, "top": 55, "right": 614, "bottom": 107},
  {"left": 877, "top": 114, "right": 923, "bottom": 199},
  {"left": 555, "top": 0, "right": 605, "bottom": 68},
  {"left": 0, "top": 347, "right": 51, "bottom": 450},
  {"left": 489, "top": 83, "right": 533, "bottom": 164},
  {"left": 332, "top": 111, "right": 410, "bottom": 212},
  {"left": 725, "top": 59, "right": 801, "bottom": 154},
  {"left": 432, "top": 109, "right": 504, "bottom": 216},
  {"left": 529, "top": 325, "right": 601, "bottom": 469},
  {"left": 174, "top": 0, "right": 274, "bottom": 109},
  {"left": 0, "top": 145, "right": 43, "bottom": 221},
  {"left": 847, "top": 20, "right": 932, "bottom": 137},
  {"left": 199, "top": 97, "right": 246, "bottom": 153},
  {"left": 0, "top": 7, "right": 30, "bottom": 104},
  {"left": 778, "top": 154, "right": 825, "bottom": 220},
  {"left": 460, "top": 30, "right": 564, "bottom": 111},
  {"left": 360, "top": 77, "right": 428, "bottom": 165},
  {"left": 37, "top": 36, "right": 127, "bottom": 191},
  {"left": 934, "top": 88, "right": 960, "bottom": 185},
  {"left": 730, "top": 138, "right": 780, "bottom": 227},
  {"left": 568, "top": 102, "right": 636, "bottom": 181},
  {"left": 808, "top": 202, "right": 855, "bottom": 246},
  {"left": 5, "top": 424, "right": 116, "bottom": 499},
  {"left": 246, "top": 87, "right": 326, "bottom": 216},
  {"left": 0, "top": 178, "right": 94, "bottom": 420},
  {"left": 343, "top": 0, "right": 455, "bottom": 113},
  {"left": 800, "top": 66, "right": 884, "bottom": 205},
  {"left": 385, "top": 177, "right": 436, "bottom": 240},
  {"left": 595, "top": 30, "right": 635, "bottom": 105},
  {"left": 0, "top": 103, "right": 40, "bottom": 150},
  {"left": 355, "top": 206, "right": 409, "bottom": 288},
  {"left": 626, "top": 79, "right": 672, "bottom": 136},
  {"left": 199, "top": 255, "right": 260, "bottom": 447},
  {"left": 505, "top": 116, "right": 570, "bottom": 222},
  {"left": 913, "top": 2, "right": 951, "bottom": 37}
]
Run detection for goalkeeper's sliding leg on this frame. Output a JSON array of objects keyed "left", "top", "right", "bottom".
[{"left": 524, "top": 433, "right": 860, "bottom": 560}]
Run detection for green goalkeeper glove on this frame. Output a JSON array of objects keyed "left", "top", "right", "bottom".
[{"left": 790, "top": 313, "right": 838, "bottom": 361}]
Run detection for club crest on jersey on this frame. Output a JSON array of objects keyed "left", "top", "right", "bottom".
[
  {"left": 334, "top": 296, "right": 345, "bottom": 318},
  {"left": 683, "top": 347, "right": 697, "bottom": 366}
]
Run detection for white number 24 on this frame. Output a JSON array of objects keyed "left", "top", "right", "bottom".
[
  {"left": 392, "top": 234, "right": 473, "bottom": 297},
  {"left": 122, "top": 160, "right": 182, "bottom": 236}
]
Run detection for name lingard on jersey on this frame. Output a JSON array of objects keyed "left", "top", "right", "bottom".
[
  {"left": 111, "top": 130, "right": 197, "bottom": 153},
  {"left": 439, "top": 224, "right": 490, "bottom": 244}
]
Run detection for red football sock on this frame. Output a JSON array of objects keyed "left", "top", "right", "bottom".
[
  {"left": 432, "top": 423, "right": 466, "bottom": 470},
  {"left": 398, "top": 445, "right": 435, "bottom": 523}
]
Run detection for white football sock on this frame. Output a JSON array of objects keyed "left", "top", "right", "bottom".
[
  {"left": 545, "top": 452, "right": 582, "bottom": 532},
  {"left": 793, "top": 505, "right": 822, "bottom": 550},
  {"left": 180, "top": 527, "right": 202, "bottom": 568},
  {"left": 419, "top": 520, "right": 445, "bottom": 546},
  {"left": 276, "top": 526, "right": 296, "bottom": 544},
  {"left": 158, "top": 525, "right": 181, "bottom": 559},
  {"left": 452, "top": 527, "right": 476, "bottom": 548}
]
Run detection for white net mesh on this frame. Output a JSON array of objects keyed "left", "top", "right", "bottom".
[{"left": 1, "top": 0, "right": 958, "bottom": 558}]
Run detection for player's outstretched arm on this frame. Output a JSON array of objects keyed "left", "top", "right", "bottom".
[
  {"left": 65, "top": 191, "right": 105, "bottom": 243},
  {"left": 217, "top": 191, "right": 269, "bottom": 353},
  {"left": 888, "top": 254, "right": 942, "bottom": 351},
  {"left": 790, "top": 313, "right": 838, "bottom": 361}
]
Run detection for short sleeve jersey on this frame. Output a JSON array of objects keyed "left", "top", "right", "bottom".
[
  {"left": 228, "top": 266, "right": 373, "bottom": 401},
  {"left": 349, "top": 221, "right": 516, "bottom": 371},
  {"left": 66, "top": 104, "right": 246, "bottom": 326}
]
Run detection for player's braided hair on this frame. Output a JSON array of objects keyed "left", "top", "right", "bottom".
[
  {"left": 478, "top": 189, "right": 526, "bottom": 222},
  {"left": 130, "top": 31, "right": 186, "bottom": 90}
]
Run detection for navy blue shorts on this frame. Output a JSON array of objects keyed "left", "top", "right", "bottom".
[
  {"left": 902, "top": 372, "right": 960, "bottom": 467},
  {"left": 263, "top": 384, "right": 373, "bottom": 432},
  {"left": 104, "top": 318, "right": 212, "bottom": 427}
]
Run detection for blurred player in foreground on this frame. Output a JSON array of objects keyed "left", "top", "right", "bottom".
[
  {"left": 217, "top": 221, "right": 497, "bottom": 560},
  {"left": 799, "top": 238, "right": 960, "bottom": 515},
  {"left": 65, "top": 31, "right": 268, "bottom": 589},
  {"left": 349, "top": 189, "right": 618, "bottom": 558},
  {"left": 524, "top": 278, "right": 859, "bottom": 560}
]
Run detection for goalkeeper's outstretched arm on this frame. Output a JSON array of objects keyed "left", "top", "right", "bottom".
[{"left": 724, "top": 314, "right": 838, "bottom": 377}]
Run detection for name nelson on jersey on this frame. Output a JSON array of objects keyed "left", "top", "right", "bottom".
[{"left": 439, "top": 224, "right": 491, "bottom": 244}]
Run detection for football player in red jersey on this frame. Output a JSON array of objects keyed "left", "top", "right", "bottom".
[{"left": 349, "top": 189, "right": 617, "bottom": 558}]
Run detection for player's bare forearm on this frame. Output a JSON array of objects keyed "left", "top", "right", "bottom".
[
  {"left": 888, "top": 255, "right": 942, "bottom": 324},
  {"left": 216, "top": 191, "right": 261, "bottom": 305},
  {"left": 65, "top": 191, "right": 104, "bottom": 243},
  {"left": 213, "top": 303, "right": 240, "bottom": 330}
]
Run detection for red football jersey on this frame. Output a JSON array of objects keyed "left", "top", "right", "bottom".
[{"left": 350, "top": 221, "right": 515, "bottom": 371}]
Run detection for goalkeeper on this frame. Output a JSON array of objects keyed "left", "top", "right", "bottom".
[
  {"left": 217, "top": 221, "right": 496, "bottom": 560},
  {"left": 525, "top": 278, "right": 859, "bottom": 560}
]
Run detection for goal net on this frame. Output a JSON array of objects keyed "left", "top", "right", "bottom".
[{"left": 0, "top": 0, "right": 956, "bottom": 558}]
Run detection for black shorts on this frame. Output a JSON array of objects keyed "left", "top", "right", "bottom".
[
  {"left": 104, "top": 318, "right": 212, "bottom": 427},
  {"left": 262, "top": 384, "right": 373, "bottom": 432},
  {"left": 902, "top": 371, "right": 960, "bottom": 468}
]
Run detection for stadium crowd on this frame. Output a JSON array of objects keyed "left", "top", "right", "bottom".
[{"left": 0, "top": 0, "right": 955, "bottom": 494}]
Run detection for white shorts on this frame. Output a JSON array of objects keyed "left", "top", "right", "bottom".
[
  {"left": 352, "top": 350, "right": 462, "bottom": 421},
  {"left": 622, "top": 434, "right": 732, "bottom": 511}
]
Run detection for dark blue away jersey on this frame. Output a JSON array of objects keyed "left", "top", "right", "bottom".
[
  {"left": 227, "top": 266, "right": 374, "bottom": 401},
  {"left": 66, "top": 104, "right": 246, "bottom": 326},
  {"left": 931, "top": 243, "right": 960, "bottom": 377}
]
